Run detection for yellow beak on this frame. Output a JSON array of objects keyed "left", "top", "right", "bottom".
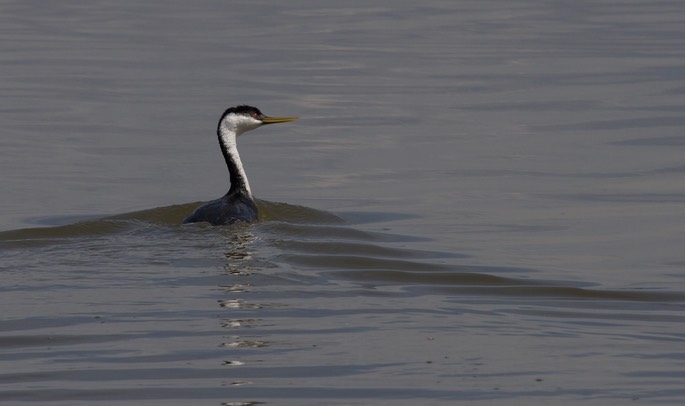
[{"left": 261, "top": 116, "right": 299, "bottom": 124}]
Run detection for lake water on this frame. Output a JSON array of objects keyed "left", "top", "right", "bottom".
[{"left": 2, "top": 1, "right": 685, "bottom": 405}]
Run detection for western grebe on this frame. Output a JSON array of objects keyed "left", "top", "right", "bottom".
[{"left": 183, "top": 105, "right": 298, "bottom": 225}]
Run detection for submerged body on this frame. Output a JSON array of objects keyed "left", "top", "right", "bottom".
[
  {"left": 183, "top": 192, "right": 258, "bottom": 225},
  {"left": 183, "top": 105, "right": 297, "bottom": 226}
]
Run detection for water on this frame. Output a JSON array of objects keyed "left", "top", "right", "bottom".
[{"left": 2, "top": 1, "right": 685, "bottom": 404}]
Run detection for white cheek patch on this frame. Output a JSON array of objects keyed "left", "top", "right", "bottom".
[{"left": 226, "top": 115, "right": 263, "bottom": 135}]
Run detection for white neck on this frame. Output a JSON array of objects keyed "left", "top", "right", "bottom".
[{"left": 218, "top": 127, "right": 252, "bottom": 197}]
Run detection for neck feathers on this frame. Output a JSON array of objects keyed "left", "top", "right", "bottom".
[{"left": 218, "top": 126, "right": 252, "bottom": 197}]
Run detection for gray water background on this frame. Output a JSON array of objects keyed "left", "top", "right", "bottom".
[{"left": 2, "top": 1, "right": 685, "bottom": 404}]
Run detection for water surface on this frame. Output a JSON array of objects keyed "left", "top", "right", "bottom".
[{"left": 2, "top": 1, "right": 685, "bottom": 404}]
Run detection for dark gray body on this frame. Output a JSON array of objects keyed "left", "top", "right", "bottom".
[{"left": 182, "top": 192, "right": 258, "bottom": 225}]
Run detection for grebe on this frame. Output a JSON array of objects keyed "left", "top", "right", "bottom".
[{"left": 183, "top": 105, "right": 297, "bottom": 225}]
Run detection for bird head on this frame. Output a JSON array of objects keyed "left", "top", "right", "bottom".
[{"left": 219, "top": 105, "right": 298, "bottom": 136}]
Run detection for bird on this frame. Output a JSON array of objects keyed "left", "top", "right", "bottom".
[{"left": 183, "top": 105, "right": 298, "bottom": 226}]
